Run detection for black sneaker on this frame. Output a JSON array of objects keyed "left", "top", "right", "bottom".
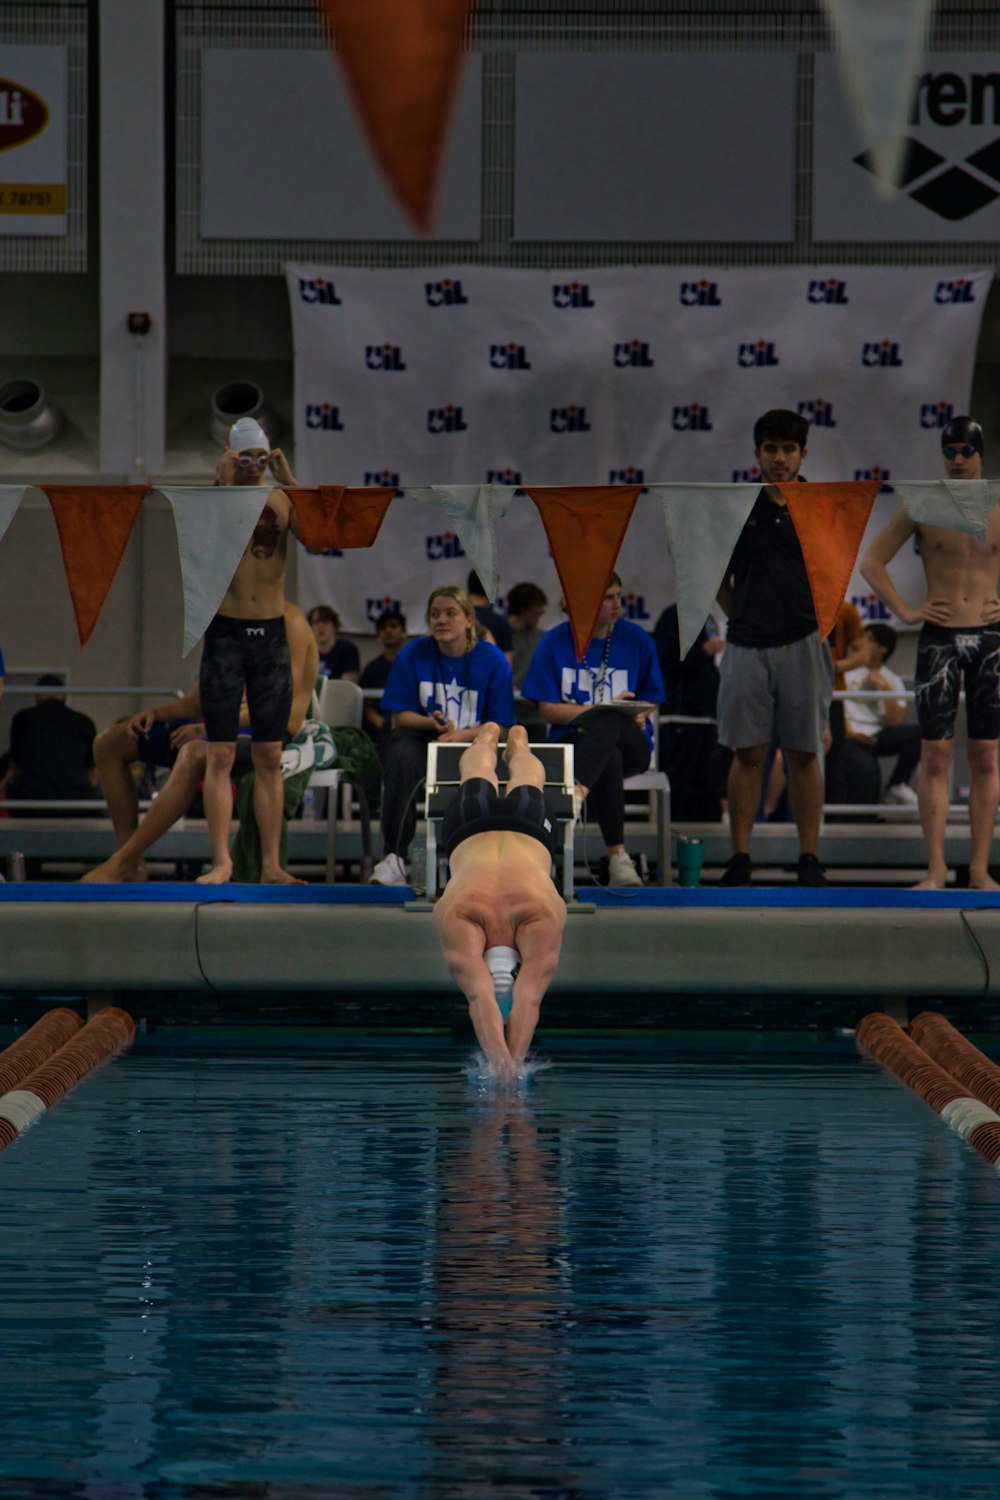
[
  {"left": 719, "top": 853, "right": 753, "bottom": 887},
  {"left": 797, "top": 853, "right": 828, "bottom": 888}
]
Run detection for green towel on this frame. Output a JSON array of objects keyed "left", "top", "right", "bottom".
[{"left": 231, "top": 766, "right": 313, "bottom": 883}]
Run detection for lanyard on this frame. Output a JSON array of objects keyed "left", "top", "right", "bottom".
[
  {"left": 435, "top": 645, "right": 469, "bottom": 720},
  {"left": 580, "top": 625, "right": 614, "bottom": 703}
]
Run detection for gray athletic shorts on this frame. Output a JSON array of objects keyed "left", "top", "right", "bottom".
[{"left": 717, "top": 632, "right": 833, "bottom": 754}]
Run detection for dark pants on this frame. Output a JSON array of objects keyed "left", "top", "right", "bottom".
[
  {"left": 828, "top": 725, "right": 921, "bottom": 804},
  {"left": 872, "top": 724, "right": 922, "bottom": 786},
  {"left": 662, "top": 724, "right": 724, "bottom": 821},
  {"left": 567, "top": 710, "right": 651, "bottom": 847},
  {"left": 380, "top": 729, "right": 437, "bottom": 857}
]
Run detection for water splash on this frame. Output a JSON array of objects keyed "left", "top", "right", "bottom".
[{"left": 463, "top": 1052, "right": 552, "bottom": 1094}]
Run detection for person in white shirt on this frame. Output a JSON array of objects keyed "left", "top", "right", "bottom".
[{"left": 842, "top": 624, "right": 920, "bottom": 806}]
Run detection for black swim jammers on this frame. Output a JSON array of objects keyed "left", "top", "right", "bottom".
[
  {"left": 915, "top": 623, "right": 1000, "bottom": 742},
  {"left": 442, "top": 777, "right": 555, "bottom": 860},
  {"left": 199, "top": 614, "right": 292, "bottom": 744}
]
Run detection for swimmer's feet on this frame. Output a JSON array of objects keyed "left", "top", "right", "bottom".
[
  {"left": 196, "top": 860, "right": 233, "bottom": 885},
  {"left": 261, "top": 864, "right": 306, "bottom": 886},
  {"left": 969, "top": 870, "right": 1000, "bottom": 892},
  {"left": 502, "top": 724, "right": 529, "bottom": 762},
  {"left": 475, "top": 721, "right": 502, "bottom": 747},
  {"left": 912, "top": 868, "right": 949, "bottom": 890},
  {"left": 81, "top": 857, "right": 148, "bottom": 883}
]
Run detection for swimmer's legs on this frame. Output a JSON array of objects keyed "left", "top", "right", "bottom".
[
  {"left": 503, "top": 723, "right": 545, "bottom": 794},
  {"left": 458, "top": 721, "right": 502, "bottom": 791}
]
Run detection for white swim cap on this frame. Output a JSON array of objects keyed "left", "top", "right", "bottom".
[
  {"left": 228, "top": 417, "right": 270, "bottom": 453},
  {"left": 485, "top": 945, "right": 520, "bottom": 1020}
]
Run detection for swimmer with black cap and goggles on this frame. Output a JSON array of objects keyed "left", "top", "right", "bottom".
[{"left": 433, "top": 723, "right": 567, "bottom": 1077}]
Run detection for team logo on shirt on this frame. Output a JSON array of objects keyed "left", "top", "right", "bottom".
[
  {"left": 854, "top": 465, "right": 894, "bottom": 494},
  {"left": 425, "top": 531, "right": 466, "bottom": 560},
  {"left": 919, "top": 400, "right": 955, "bottom": 428},
  {"left": 425, "top": 278, "right": 469, "bottom": 306},
  {"left": 420, "top": 680, "right": 481, "bottom": 728},
  {"left": 862, "top": 341, "right": 904, "bottom": 367},
  {"left": 613, "top": 340, "right": 655, "bottom": 367},
  {"left": 797, "top": 398, "right": 837, "bottom": 427},
  {"left": 559, "top": 666, "right": 631, "bottom": 703},
  {"left": 672, "top": 404, "right": 713, "bottom": 431},
  {"left": 298, "top": 277, "right": 342, "bottom": 305},
  {"left": 679, "top": 280, "right": 721, "bottom": 306},
  {"left": 364, "top": 344, "right": 407, "bottom": 370},
  {"left": 427, "top": 405, "right": 468, "bottom": 433},
  {"left": 550, "top": 406, "right": 591, "bottom": 432},
  {"left": 807, "top": 278, "right": 849, "bottom": 304},
  {"left": 552, "top": 282, "right": 595, "bottom": 308},
  {"left": 935, "top": 278, "right": 977, "bottom": 303},
  {"left": 489, "top": 343, "right": 532, "bottom": 369},
  {"left": 305, "top": 403, "right": 344, "bottom": 430},
  {"left": 738, "top": 340, "right": 780, "bottom": 367}
]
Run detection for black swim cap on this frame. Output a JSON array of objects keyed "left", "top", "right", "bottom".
[{"left": 941, "top": 415, "right": 984, "bottom": 455}]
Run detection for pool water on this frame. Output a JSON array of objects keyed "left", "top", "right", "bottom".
[{"left": 2, "top": 1035, "right": 1000, "bottom": 1498}]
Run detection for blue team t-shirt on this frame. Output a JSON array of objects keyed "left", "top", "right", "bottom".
[
  {"left": 381, "top": 636, "right": 516, "bottom": 729},
  {"left": 521, "top": 619, "right": 664, "bottom": 746}
]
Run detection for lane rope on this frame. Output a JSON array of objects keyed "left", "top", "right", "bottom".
[
  {"left": 0, "top": 1007, "right": 83, "bottom": 1094},
  {"left": 0, "top": 1008, "right": 135, "bottom": 1154}
]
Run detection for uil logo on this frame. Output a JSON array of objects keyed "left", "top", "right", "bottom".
[
  {"left": 550, "top": 406, "right": 591, "bottom": 433},
  {"left": 920, "top": 401, "right": 955, "bottom": 428},
  {"left": 621, "top": 592, "right": 650, "bottom": 622},
  {"left": 862, "top": 341, "right": 903, "bottom": 367},
  {"left": 486, "top": 468, "right": 522, "bottom": 484},
  {"left": 305, "top": 403, "right": 344, "bottom": 430},
  {"left": 672, "top": 404, "right": 713, "bottom": 431},
  {"left": 935, "top": 278, "right": 977, "bottom": 303},
  {"left": 425, "top": 278, "right": 469, "bottom": 306},
  {"left": 808, "top": 278, "right": 849, "bottom": 304},
  {"left": 797, "top": 399, "right": 837, "bottom": 428},
  {"left": 738, "top": 341, "right": 780, "bottom": 367},
  {"left": 552, "top": 282, "right": 595, "bottom": 308},
  {"left": 489, "top": 343, "right": 532, "bottom": 369},
  {"left": 852, "top": 591, "right": 892, "bottom": 623},
  {"left": 427, "top": 405, "right": 468, "bottom": 434},
  {"left": 298, "top": 277, "right": 342, "bottom": 305},
  {"left": 613, "top": 340, "right": 655, "bottom": 367},
  {"left": 854, "top": 465, "right": 894, "bottom": 494},
  {"left": 363, "top": 470, "right": 402, "bottom": 494},
  {"left": 425, "top": 531, "right": 466, "bottom": 561},
  {"left": 679, "top": 280, "right": 721, "bottom": 306},
  {"left": 608, "top": 467, "right": 645, "bottom": 486},
  {"left": 364, "top": 344, "right": 407, "bottom": 371},
  {"left": 366, "top": 595, "right": 403, "bottom": 624},
  {"left": 731, "top": 465, "right": 762, "bottom": 482}
]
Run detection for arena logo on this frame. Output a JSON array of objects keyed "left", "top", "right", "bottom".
[
  {"left": 613, "top": 340, "right": 654, "bottom": 368},
  {"left": 920, "top": 400, "right": 955, "bottom": 429},
  {"left": 552, "top": 282, "right": 595, "bottom": 308},
  {"left": 0, "top": 78, "right": 49, "bottom": 148},
  {"left": 861, "top": 341, "right": 903, "bottom": 367},
  {"left": 797, "top": 398, "right": 837, "bottom": 428},
  {"left": 851, "top": 591, "right": 892, "bottom": 623},
  {"left": 854, "top": 465, "right": 894, "bottom": 495},
  {"left": 608, "top": 467, "right": 646, "bottom": 487},
  {"left": 425, "top": 531, "right": 466, "bottom": 561},
  {"left": 672, "top": 404, "right": 713, "bottom": 432},
  {"left": 427, "top": 405, "right": 468, "bottom": 433},
  {"left": 425, "top": 278, "right": 468, "bottom": 306},
  {"left": 738, "top": 340, "right": 779, "bottom": 368},
  {"left": 298, "top": 277, "right": 342, "bottom": 305},
  {"left": 731, "top": 465, "right": 762, "bottom": 482},
  {"left": 679, "top": 280, "right": 721, "bottom": 306},
  {"left": 621, "top": 592, "right": 651, "bottom": 622},
  {"left": 363, "top": 470, "right": 403, "bottom": 494},
  {"left": 305, "top": 402, "right": 344, "bottom": 430},
  {"left": 489, "top": 343, "right": 532, "bottom": 370},
  {"left": 808, "top": 278, "right": 849, "bottom": 304},
  {"left": 550, "top": 406, "right": 591, "bottom": 433},
  {"left": 853, "top": 71, "right": 1000, "bottom": 222},
  {"left": 366, "top": 595, "right": 404, "bottom": 625},
  {"left": 486, "top": 467, "right": 522, "bottom": 484},
  {"left": 935, "top": 278, "right": 977, "bottom": 303},
  {"left": 364, "top": 344, "right": 406, "bottom": 371}
]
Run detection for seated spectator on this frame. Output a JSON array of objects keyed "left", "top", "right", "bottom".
[
  {"left": 507, "top": 581, "right": 548, "bottom": 692},
  {"left": 370, "top": 586, "right": 515, "bottom": 886},
  {"left": 522, "top": 573, "right": 664, "bottom": 887},
  {"left": 308, "top": 604, "right": 360, "bottom": 682},
  {"left": 90, "top": 684, "right": 205, "bottom": 858},
  {"left": 836, "top": 624, "right": 920, "bottom": 807},
  {"left": 653, "top": 603, "right": 727, "bottom": 821},
  {"left": 83, "top": 606, "right": 318, "bottom": 882},
  {"left": 467, "top": 570, "right": 514, "bottom": 664},
  {"left": 359, "top": 608, "right": 407, "bottom": 758},
  {"left": 6, "top": 674, "right": 99, "bottom": 810}
]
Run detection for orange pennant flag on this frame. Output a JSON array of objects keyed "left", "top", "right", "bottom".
[
  {"left": 287, "top": 486, "right": 395, "bottom": 549},
  {"left": 777, "top": 481, "right": 879, "bottom": 643},
  {"left": 41, "top": 486, "right": 148, "bottom": 646},
  {"left": 316, "top": 0, "right": 472, "bottom": 234},
  {"left": 523, "top": 486, "right": 643, "bottom": 657}
]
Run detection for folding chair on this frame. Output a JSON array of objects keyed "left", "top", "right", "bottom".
[
  {"left": 311, "top": 678, "right": 373, "bottom": 881},
  {"left": 423, "top": 739, "right": 577, "bottom": 900}
]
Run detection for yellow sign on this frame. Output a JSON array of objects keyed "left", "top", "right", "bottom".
[{"left": 0, "top": 182, "right": 64, "bottom": 214}]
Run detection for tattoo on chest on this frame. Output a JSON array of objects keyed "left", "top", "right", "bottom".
[{"left": 250, "top": 505, "right": 281, "bottom": 559}]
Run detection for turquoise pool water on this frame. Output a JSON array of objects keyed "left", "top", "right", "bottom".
[{"left": 2, "top": 1035, "right": 1000, "bottom": 1498}]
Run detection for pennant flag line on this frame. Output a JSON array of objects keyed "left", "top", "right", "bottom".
[
  {"left": 407, "top": 485, "right": 515, "bottom": 602},
  {"left": 315, "top": 0, "right": 473, "bottom": 233},
  {"left": 41, "top": 485, "right": 148, "bottom": 646},
  {"left": 159, "top": 487, "right": 268, "bottom": 657},
  {"left": 777, "top": 481, "right": 880, "bottom": 643},
  {"left": 892, "top": 480, "right": 1000, "bottom": 540},
  {"left": 287, "top": 486, "right": 395, "bottom": 550},
  {"left": 649, "top": 484, "right": 761, "bottom": 658},
  {"left": 0, "top": 485, "right": 37, "bottom": 550},
  {"left": 523, "top": 485, "right": 642, "bottom": 657}
]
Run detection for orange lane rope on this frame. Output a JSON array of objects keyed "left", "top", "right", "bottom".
[
  {"left": 857, "top": 1011, "right": 1000, "bottom": 1170},
  {"left": 0, "top": 1007, "right": 83, "bottom": 1094},
  {"left": 0, "top": 1007, "right": 135, "bottom": 1154},
  {"left": 909, "top": 1011, "right": 1000, "bottom": 1166}
]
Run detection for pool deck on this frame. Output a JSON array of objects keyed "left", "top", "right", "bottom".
[{"left": 2, "top": 882, "right": 1000, "bottom": 1007}]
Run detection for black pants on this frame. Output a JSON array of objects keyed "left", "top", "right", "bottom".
[
  {"left": 662, "top": 724, "right": 724, "bottom": 821},
  {"left": 566, "top": 710, "right": 651, "bottom": 847},
  {"left": 828, "top": 725, "right": 921, "bottom": 804},
  {"left": 872, "top": 724, "right": 922, "bottom": 786},
  {"left": 380, "top": 729, "right": 438, "bottom": 857}
]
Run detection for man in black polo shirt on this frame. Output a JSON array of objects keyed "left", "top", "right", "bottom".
[
  {"left": 716, "top": 409, "right": 831, "bottom": 887},
  {"left": 6, "top": 674, "right": 99, "bottom": 810}
]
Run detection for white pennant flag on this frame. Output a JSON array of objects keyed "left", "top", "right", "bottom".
[
  {"left": 649, "top": 484, "right": 760, "bottom": 657},
  {"left": 822, "top": 0, "right": 933, "bottom": 192},
  {"left": 406, "top": 485, "right": 516, "bottom": 601},
  {"left": 0, "top": 485, "right": 39, "bottom": 548},
  {"left": 157, "top": 486, "right": 270, "bottom": 655},
  {"left": 892, "top": 480, "right": 1000, "bottom": 539}
]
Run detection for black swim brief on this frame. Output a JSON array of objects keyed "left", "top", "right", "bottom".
[
  {"left": 442, "top": 777, "right": 555, "bottom": 861},
  {"left": 915, "top": 623, "right": 1000, "bottom": 742},
  {"left": 199, "top": 614, "right": 292, "bottom": 744}
]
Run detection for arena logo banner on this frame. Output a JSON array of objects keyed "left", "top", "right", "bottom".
[
  {"left": 815, "top": 53, "right": 1000, "bottom": 241},
  {"left": 0, "top": 46, "right": 67, "bottom": 236},
  {"left": 288, "top": 264, "right": 991, "bottom": 634}
]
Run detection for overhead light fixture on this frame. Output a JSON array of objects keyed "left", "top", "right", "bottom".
[
  {"left": 210, "top": 381, "right": 277, "bottom": 450},
  {"left": 0, "top": 379, "right": 63, "bottom": 451}
]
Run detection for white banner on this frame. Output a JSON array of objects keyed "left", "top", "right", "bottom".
[
  {"left": 289, "top": 264, "right": 991, "bottom": 636},
  {"left": 0, "top": 46, "right": 67, "bottom": 236}
]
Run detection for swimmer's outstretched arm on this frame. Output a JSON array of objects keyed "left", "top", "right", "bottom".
[
  {"left": 506, "top": 950, "right": 559, "bottom": 1063},
  {"left": 453, "top": 953, "right": 519, "bottom": 1075}
]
